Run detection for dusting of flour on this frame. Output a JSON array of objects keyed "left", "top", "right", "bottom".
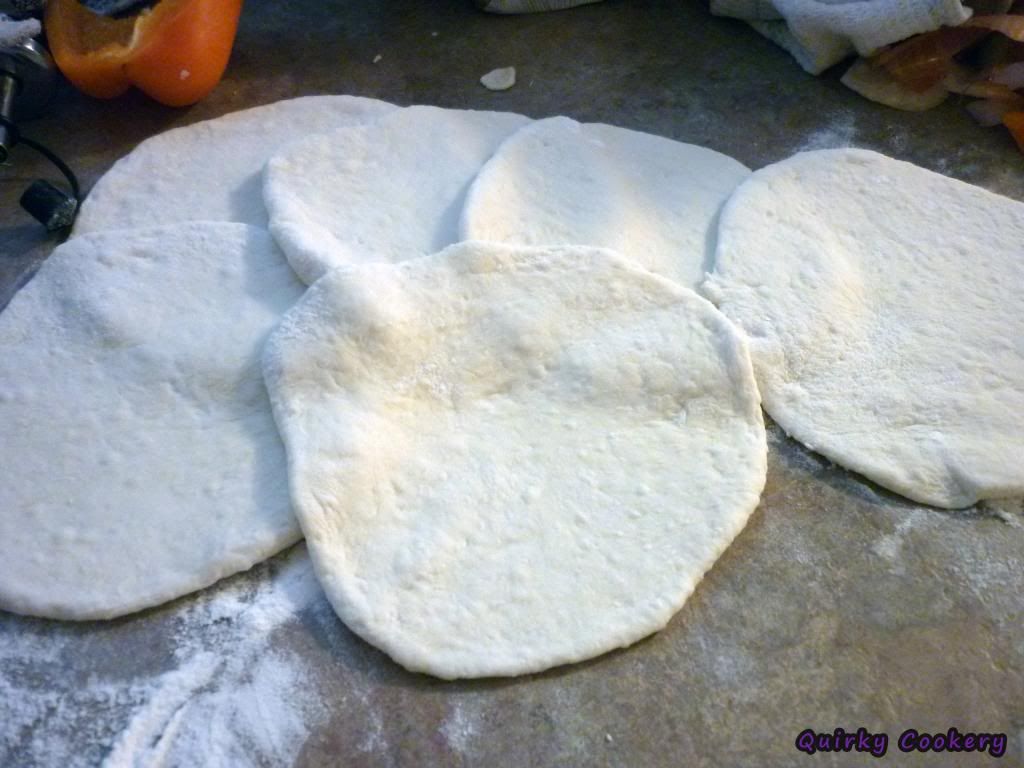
[
  {"left": 796, "top": 109, "right": 858, "bottom": 152},
  {"left": 0, "top": 545, "right": 326, "bottom": 767}
]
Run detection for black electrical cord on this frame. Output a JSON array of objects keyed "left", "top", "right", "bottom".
[
  {"left": 17, "top": 134, "right": 81, "bottom": 201},
  {"left": 1, "top": 114, "right": 81, "bottom": 229}
]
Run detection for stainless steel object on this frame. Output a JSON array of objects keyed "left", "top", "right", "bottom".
[
  {"left": 0, "top": 37, "right": 57, "bottom": 163},
  {"left": 1, "top": 36, "right": 77, "bottom": 229}
]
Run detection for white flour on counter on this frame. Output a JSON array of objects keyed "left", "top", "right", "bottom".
[
  {"left": 0, "top": 545, "right": 327, "bottom": 767},
  {"left": 796, "top": 109, "right": 857, "bottom": 151}
]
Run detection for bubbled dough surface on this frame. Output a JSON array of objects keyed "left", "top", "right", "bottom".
[
  {"left": 263, "top": 105, "right": 530, "bottom": 284},
  {"left": 459, "top": 116, "right": 751, "bottom": 289},
  {"left": 0, "top": 224, "right": 305, "bottom": 620},
  {"left": 263, "top": 241, "right": 767, "bottom": 679},
  {"left": 73, "top": 95, "right": 397, "bottom": 235},
  {"left": 704, "top": 148, "right": 1024, "bottom": 508}
]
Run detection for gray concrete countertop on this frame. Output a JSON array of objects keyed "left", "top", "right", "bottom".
[{"left": 1, "top": 1, "right": 1022, "bottom": 766}]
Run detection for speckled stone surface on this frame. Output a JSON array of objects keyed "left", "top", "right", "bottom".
[{"left": 1, "top": 1, "right": 1022, "bottom": 766}]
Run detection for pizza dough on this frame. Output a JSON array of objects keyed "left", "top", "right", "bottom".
[
  {"left": 73, "top": 95, "right": 397, "bottom": 235},
  {"left": 263, "top": 105, "right": 530, "bottom": 283},
  {"left": 263, "top": 241, "right": 767, "bottom": 679},
  {"left": 459, "top": 116, "right": 751, "bottom": 289},
  {"left": 703, "top": 148, "right": 1024, "bottom": 508},
  {"left": 0, "top": 223, "right": 305, "bottom": 620}
]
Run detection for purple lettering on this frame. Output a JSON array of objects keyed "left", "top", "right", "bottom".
[
  {"left": 857, "top": 729, "right": 871, "bottom": 752},
  {"left": 833, "top": 727, "right": 844, "bottom": 739},
  {"left": 946, "top": 728, "right": 963, "bottom": 751},
  {"left": 797, "top": 726, "right": 1004, "bottom": 760},
  {"left": 796, "top": 729, "right": 816, "bottom": 755},
  {"left": 832, "top": 727, "right": 847, "bottom": 751},
  {"left": 898, "top": 729, "right": 918, "bottom": 752},
  {"left": 870, "top": 734, "right": 888, "bottom": 758},
  {"left": 990, "top": 734, "right": 1007, "bottom": 758}
]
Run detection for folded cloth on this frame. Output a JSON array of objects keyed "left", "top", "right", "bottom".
[
  {"left": 0, "top": 13, "right": 40, "bottom": 48},
  {"left": 477, "top": 0, "right": 603, "bottom": 12},
  {"left": 711, "top": 0, "right": 972, "bottom": 74}
]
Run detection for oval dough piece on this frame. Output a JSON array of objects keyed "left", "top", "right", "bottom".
[
  {"left": 263, "top": 105, "right": 530, "bottom": 283},
  {"left": 263, "top": 241, "right": 767, "bottom": 679},
  {"left": 703, "top": 148, "right": 1024, "bottom": 508},
  {"left": 0, "top": 224, "right": 305, "bottom": 619},
  {"left": 74, "top": 95, "right": 397, "bottom": 235},
  {"left": 459, "top": 116, "right": 751, "bottom": 289}
]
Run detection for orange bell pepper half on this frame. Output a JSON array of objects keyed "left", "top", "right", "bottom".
[
  {"left": 1003, "top": 111, "right": 1024, "bottom": 154},
  {"left": 45, "top": 0, "right": 244, "bottom": 107}
]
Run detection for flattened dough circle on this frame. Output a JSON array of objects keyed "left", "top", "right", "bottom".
[
  {"left": 74, "top": 95, "right": 396, "bottom": 235},
  {"left": 263, "top": 105, "right": 530, "bottom": 283},
  {"left": 263, "top": 241, "right": 767, "bottom": 679},
  {"left": 704, "top": 148, "right": 1024, "bottom": 508},
  {"left": 459, "top": 116, "right": 751, "bottom": 289},
  {"left": 0, "top": 223, "right": 305, "bottom": 619}
]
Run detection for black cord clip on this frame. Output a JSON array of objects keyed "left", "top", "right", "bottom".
[{"left": 1, "top": 114, "right": 81, "bottom": 231}]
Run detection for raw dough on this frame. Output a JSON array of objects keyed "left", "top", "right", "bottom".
[
  {"left": 263, "top": 105, "right": 530, "bottom": 283},
  {"left": 263, "top": 240, "right": 767, "bottom": 679},
  {"left": 704, "top": 148, "right": 1024, "bottom": 508},
  {"left": 459, "top": 116, "right": 751, "bottom": 289},
  {"left": 73, "top": 95, "right": 396, "bottom": 235},
  {"left": 0, "top": 223, "right": 305, "bottom": 619},
  {"left": 480, "top": 66, "right": 516, "bottom": 90}
]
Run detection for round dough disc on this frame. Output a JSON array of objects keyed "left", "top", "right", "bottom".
[
  {"left": 459, "top": 115, "right": 751, "bottom": 289},
  {"left": 0, "top": 223, "right": 305, "bottom": 619},
  {"left": 263, "top": 105, "right": 530, "bottom": 283},
  {"left": 74, "top": 95, "right": 397, "bottom": 235},
  {"left": 704, "top": 148, "right": 1024, "bottom": 508},
  {"left": 263, "top": 241, "right": 767, "bottom": 679}
]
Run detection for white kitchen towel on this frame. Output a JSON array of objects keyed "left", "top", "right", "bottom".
[
  {"left": 711, "top": 0, "right": 972, "bottom": 74},
  {"left": 0, "top": 13, "right": 39, "bottom": 47}
]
